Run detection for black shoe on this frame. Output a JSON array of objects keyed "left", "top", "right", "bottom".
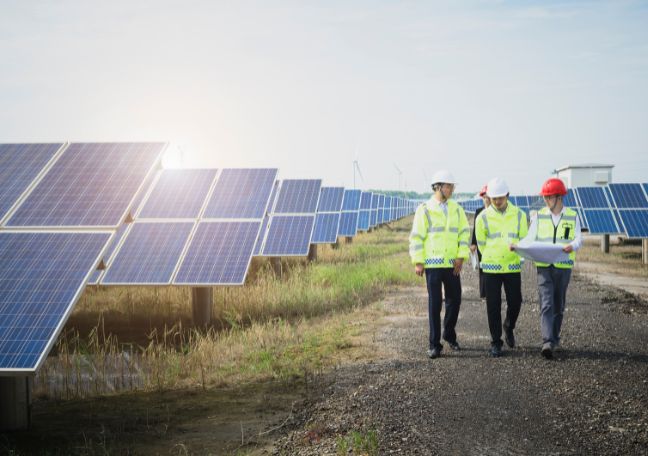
[
  {"left": 541, "top": 342, "right": 553, "bottom": 360},
  {"left": 504, "top": 327, "right": 515, "bottom": 348},
  {"left": 443, "top": 338, "right": 460, "bottom": 351},
  {"left": 489, "top": 346, "right": 502, "bottom": 358},
  {"left": 427, "top": 347, "right": 443, "bottom": 359}
]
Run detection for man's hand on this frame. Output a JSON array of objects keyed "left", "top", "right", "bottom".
[
  {"left": 470, "top": 245, "right": 477, "bottom": 254},
  {"left": 453, "top": 258, "right": 463, "bottom": 276},
  {"left": 563, "top": 244, "right": 573, "bottom": 253},
  {"left": 509, "top": 243, "right": 517, "bottom": 251},
  {"left": 415, "top": 263, "right": 424, "bottom": 277}
]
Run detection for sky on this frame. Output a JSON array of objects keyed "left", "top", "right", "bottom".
[{"left": 1, "top": 0, "right": 647, "bottom": 194}]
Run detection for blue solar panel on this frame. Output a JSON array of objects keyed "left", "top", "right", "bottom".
[
  {"left": 204, "top": 168, "right": 278, "bottom": 219},
  {"left": 358, "top": 210, "right": 371, "bottom": 231},
  {"left": 274, "top": 180, "right": 321, "bottom": 214},
  {"left": 360, "top": 192, "right": 373, "bottom": 210},
  {"left": 342, "top": 190, "right": 362, "bottom": 211},
  {"left": 87, "top": 222, "right": 131, "bottom": 285},
  {"left": 312, "top": 213, "right": 341, "bottom": 243},
  {"left": 0, "top": 231, "right": 110, "bottom": 371},
  {"left": 578, "top": 187, "right": 610, "bottom": 209},
  {"left": 7, "top": 142, "right": 164, "bottom": 227},
  {"left": 102, "top": 222, "right": 194, "bottom": 284},
  {"left": 139, "top": 169, "right": 217, "bottom": 219},
  {"left": 0, "top": 143, "right": 62, "bottom": 223},
  {"left": 384, "top": 196, "right": 392, "bottom": 222},
  {"left": 317, "top": 187, "right": 345, "bottom": 212},
  {"left": 338, "top": 212, "right": 359, "bottom": 237},
  {"left": 175, "top": 221, "right": 260, "bottom": 284},
  {"left": 262, "top": 215, "right": 315, "bottom": 256},
  {"left": 583, "top": 209, "right": 619, "bottom": 234},
  {"left": 563, "top": 189, "right": 578, "bottom": 208},
  {"left": 371, "top": 194, "right": 379, "bottom": 209},
  {"left": 618, "top": 210, "right": 648, "bottom": 238},
  {"left": 370, "top": 210, "right": 378, "bottom": 227},
  {"left": 377, "top": 195, "right": 385, "bottom": 224},
  {"left": 253, "top": 215, "right": 270, "bottom": 256},
  {"left": 608, "top": 183, "right": 648, "bottom": 209},
  {"left": 576, "top": 208, "right": 588, "bottom": 230}
]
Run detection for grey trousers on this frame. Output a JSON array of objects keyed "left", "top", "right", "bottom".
[{"left": 537, "top": 267, "right": 572, "bottom": 346}]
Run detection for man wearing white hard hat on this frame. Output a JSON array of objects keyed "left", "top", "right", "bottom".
[
  {"left": 474, "top": 177, "right": 528, "bottom": 358},
  {"left": 409, "top": 170, "right": 470, "bottom": 359}
]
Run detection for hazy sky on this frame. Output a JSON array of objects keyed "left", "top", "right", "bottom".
[{"left": 1, "top": 0, "right": 647, "bottom": 194}]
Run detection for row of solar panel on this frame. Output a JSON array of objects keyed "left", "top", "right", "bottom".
[
  {"left": 459, "top": 183, "right": 648, "bottom": 238},
  {"left": 0, "top": 143, "right": 417, "bottom": 372}
]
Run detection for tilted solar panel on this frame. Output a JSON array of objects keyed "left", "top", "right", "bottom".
[
  {"left": 578, "top": 187, "right": 609, "bottom": 209},
  {"left": 312, "top": 213, "right": 341, "bottom": 244},
  {"left": 0, "top": 231, "right": 111, "bottom": 372},
  {"left": 608, "top": 183, "right": 648, "bottom": 209},
  {"left": 138, "top": 169, "right": 217, "bottom": 219},
  {"left": 358, "top": 210, "right": 371, "bottom": 231},
  {"left": 102, "top": 222, "right": 194, "bottom": 285},
  {"left": 274, "top": 179, "right": 321, "bottom": 214},
  {"left": 6, "top": 142, "right": 165, "bottom": 228},
  {"left": 618, "top": 210, "right": 648, "bottom": 238},
  {"left": 360, "top": 192, "right": 373, "bottom": 210},
  {"left": 317, "top": 187, "right": 344, "bottom": 212},
  {"left": 583, "top": 210, "right": 619, "bottom": 234},
  {"left": 204, "top": 168, "right": 277, "bottom": 219},
  {"left": 338, "top": 212, "right": 359, "bottom": 237},
  {"left": 342, "top": 190, "right": 362, "bottom": 211},
  {"left": 87, "top": 222, "right": 131, "bottom": 285},
  {"left": 262, "top": 215, "right": 315, "bottom": 256},
  {"left": 175, "top": 221, "right": 261, "bottom": 284},
  {"left": 563, "top": 189, "right": 578, "bottom": 208},
  {"left": 0, "top": 143, "right": 63, "bottom": 224}
]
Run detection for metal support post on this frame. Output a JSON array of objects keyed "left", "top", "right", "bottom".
[
  {"left": 345, "top": 236, "right": 353, "bottom": 244},
  {"left": 191, "top": 287, "right": 213, "bottom": 327},
  {"left": 642, "top": 239, "right": 648, "bottom": 266},
  {"left": 270, "top": 257, "right": 282, "bottom": 278},
  {"left": 307, "top": 244, "right": 318, "bottom": 262},
  {"left": 0, "top": 376, "right": 31, "bottom": 430},
  {"left": 601, "top": 234, "right": 610, "bottom": 253}
]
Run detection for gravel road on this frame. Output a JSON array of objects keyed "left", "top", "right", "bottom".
[{"left": 270, "top": 264, "right": 648, "bottom": 455}]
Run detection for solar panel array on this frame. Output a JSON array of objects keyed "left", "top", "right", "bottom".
[
  {"left": 459, "top": 182, "right": 648, "bottom": 238},
  {"left": 0, "top": 142, "right": 418, "bottom": 373}
]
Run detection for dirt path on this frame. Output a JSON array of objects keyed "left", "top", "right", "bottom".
[{"left": 270, "top": 265, "right": 648, "bottom": 455}]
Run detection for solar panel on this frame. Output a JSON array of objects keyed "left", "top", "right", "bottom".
[
  {"left": 360, "top": 192, "right": 373, "bottom": 210},
  {"left": 583, "top": 209, "right": 619, "bottom": 234},
  {"left": 102, "top": 222, "right": 194, "bottom": 284},
  {"left": 563, "top": 189, "right": 578, "bottom": 208},
  {"left": 317, "top": 187, "right": 344, "bottom": 212},
  {"left": 87, "top": 222, "right": 131, "bottom": 285},
  {"left": 6, "top": 142, "right": 165, "bottom": 228},
  {"left": 138, "top": 169, "right": 217, "bottom": 219},
  {"left": 377, "top": 195, "right": 385, "bottom": 224},
  {"left": 338, "top": 212, "right": 359, "bottom": 237},
  {"left": 253, "top": 215, "right": 270, "bottom": 256},
  {"left": 273, "top": 179, "right": 321, "bottom": 214},
  {"left": 342, "top": 190, "right": 362, "bottom": 211},
  {"left": 312, "top": 213, "right": 341, "bottom": 244},
  {"left": 358, "top": 210, "right": 371, "bottom": 231},
  {"left": 384, "top": 196, "right": 392, "bottom": 222},
  {"left": 618, "top": 210, "right": 648, "bottom": 238},
  {"left": 0, "top": 143, "right": 63, "bottom": 224},
  {"left": 204, "top": 168, "right": 278, "bottom": 219},
  {"left": 262, "top": 215, "right": 315, "bottom": 256},
  {"left": 0, "top": 231, "right": 111, "bottom": 372},
  {"left": 608, "top": 183, "right": 648, "bottom": 209},
  {"left": 578, "top": 187, "right": 610, "bottom": 209},
  {"left": 175, "top": 221, "right": 260, "bottom": 284}
]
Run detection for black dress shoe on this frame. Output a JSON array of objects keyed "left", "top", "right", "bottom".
[
  {"left": 504, "top": 327, "right": 515, "bottom": 348},
  {"left": 541, "top": 342, "right": 553, "bottom": 359},
  {"left": 489, "top": 346, "right": 502, "bottom": 358},
  {"left": 446, "top": 341, "right": 460, "bottom": 351},
  {"left": 427, "top": 347, "right": 443, "bottom": 359}
]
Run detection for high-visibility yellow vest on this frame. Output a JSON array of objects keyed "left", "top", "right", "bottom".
[
  {"left": 535, "top": 207, "right": 577, "bottom": 269},
  {"left": 409, "top": 199, "right": 470, "bottom": 268},
  {"left": 475, "top": 203, "right": 528, "bottom": 273}
]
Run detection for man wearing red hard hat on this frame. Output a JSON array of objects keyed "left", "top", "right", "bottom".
[{"left": 524, "top": 177, "right": 582, "bottom": 359}]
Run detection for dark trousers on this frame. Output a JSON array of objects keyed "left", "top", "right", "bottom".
[
  {"left": 537, "top": 267, "right": 571, "bottom": 345},
  {"left": 425, "top": 268, "right": 462, "bottom": 350},
  {"left": 484, "top": 272, "right": 522, "bottom": 348},
  {"left": 478, "top": 269, "right": 486, "bottom": 299}
]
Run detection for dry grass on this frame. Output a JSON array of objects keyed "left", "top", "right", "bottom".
[{"left": 576, "top": 240, "right": 648, "bottom": 278}]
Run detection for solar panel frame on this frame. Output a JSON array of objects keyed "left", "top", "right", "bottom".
[
  {"left": 6, "top": 142, "right": 166, "bottom": 228},
  {"left": 0, "top": 230, "right": 112, "bottom": 372}
]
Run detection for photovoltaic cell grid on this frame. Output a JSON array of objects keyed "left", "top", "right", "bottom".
[
  {"left": 583, "top": 210, "right": 620, "bottom": 234},
  {"left": 317, "top": 187, "right": 344, "bottom": 212},
  {"left": 342, "top": 190, "right": 362, "bottom": 211},
  {"left": 87, "top": 222, "right": 131, "bottom": 284},
  {"left": 102, "top": 222, "right": 194, "bottom": 284},
  {"left": 138, "top": 169, "right": 217, "bottom": 219},
  {"left": 7, "top": 142, "right": 165, "bottom": 227},
  {"left": 608, "top": 183, "right": 648, "bottom": 209},
  {"left": 204, "top": 168, "right": 278, "bottom": 219},
  {"left": 0, "top": 143, "right": 62, "bottom": 223},
  {"left": 312, "top": 213, "right": 341, "bottom": 243},
  {"left": 175, "top": 221, "right": 261, "bottom": 284},
  {"left": 254, "top": 216, "right": 270, "bottom": 256},
  {"left": 618, "top": 210, "right": 648, "bottom": 238},
  {"left": 358, "top": 211, "right": 371, "bottom": 231},
  {"left": 578, "top": 187, "right": 610, "bottom": 209},
  {"left": 338, "top": 212, "right": 359, "bottom": 237},
  {"left": 262, "top": 216, "right": 315, "bottom": 256},
  {"left": 0, "top": 231, "right": 111, "bottom": 371},
  {"left": 360, "top": 192, "right": 373, "bottom": 210},
  {"left": 377, "top": 195, "right": 385, "bottom": 224},
  {"left": 274, "top": 179, "right": 321, "bottom": 214}
]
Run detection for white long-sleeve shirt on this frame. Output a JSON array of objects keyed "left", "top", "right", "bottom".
[{"left": 524, "top": 207, "right": 583, "bottom": 251}]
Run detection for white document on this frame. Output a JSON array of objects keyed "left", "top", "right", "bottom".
[
  {"left": 469, "top": 251, "right": 479, "bottom": 270},
  {"left": 514, "top": 239, "right": 569, "bottom": 264}
]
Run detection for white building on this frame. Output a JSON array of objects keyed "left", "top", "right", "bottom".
[{"left": 552, "top": 163, "right": 614, "bottom": 188}]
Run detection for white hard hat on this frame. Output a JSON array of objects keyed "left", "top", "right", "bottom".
[
  {"left": 431, "top": 170, "right": 457, "bottom": 185},
  {"left": 486, "top": 177, "right": 509, "bottom": 198}
]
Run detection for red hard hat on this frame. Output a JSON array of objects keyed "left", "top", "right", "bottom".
[
  {"left": 479, "top": 185, "right": 488, "bottom": 197},
  {"left": 540, "top": 178, "right": 567, "bottom": 196}
]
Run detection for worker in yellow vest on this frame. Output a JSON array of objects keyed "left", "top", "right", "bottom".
[
  {"left": 409, "top": 170, "right": 470, "bottom": 359},
  {"left": 518, "top": 178, "right": 581, "bottom": 359},
  {"left": 475, "top": 177, "right": 528, "bottom": 357}
]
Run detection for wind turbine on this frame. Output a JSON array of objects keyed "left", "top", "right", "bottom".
[
  {"left": 353, "top": 160, "right": 364, "bottom": 189},
  {"left": 393, "top": 163, "right": 403, "bottom": 192}
]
